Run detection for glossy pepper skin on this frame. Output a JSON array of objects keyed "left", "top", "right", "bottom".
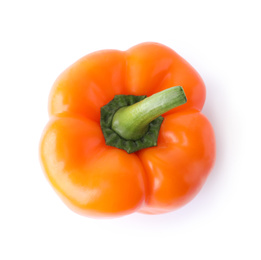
[{"left": 40, "top": 42, "right": 215, "bottom": 217}]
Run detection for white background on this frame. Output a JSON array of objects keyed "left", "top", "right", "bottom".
[{"left": 1, "top": 0, "right": 261, "bottom": 259}]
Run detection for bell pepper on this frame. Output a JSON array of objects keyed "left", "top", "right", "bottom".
[{"left": 40, "top": 42, "right": 215, "bottom": 217}]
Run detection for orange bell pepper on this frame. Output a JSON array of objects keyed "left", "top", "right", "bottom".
[{"left": 40, "top": 42, "right": 215, "bottom": 217}]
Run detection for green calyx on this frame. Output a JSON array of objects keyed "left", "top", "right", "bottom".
[{"left": 100, "top": 86, "right": 187, "bottom": 153}]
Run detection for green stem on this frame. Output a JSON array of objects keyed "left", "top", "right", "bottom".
[{"left": 111, "top": 86, "right": 187, "bottom": 140}]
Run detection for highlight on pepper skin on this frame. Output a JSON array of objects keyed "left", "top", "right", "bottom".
[{"left": 40, "top": 42, "right": 216, "bottom": 218}]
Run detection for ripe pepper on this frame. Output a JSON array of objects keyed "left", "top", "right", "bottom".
[{"left": 40, "top": 42, "right": 215, "bottom": 217}]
